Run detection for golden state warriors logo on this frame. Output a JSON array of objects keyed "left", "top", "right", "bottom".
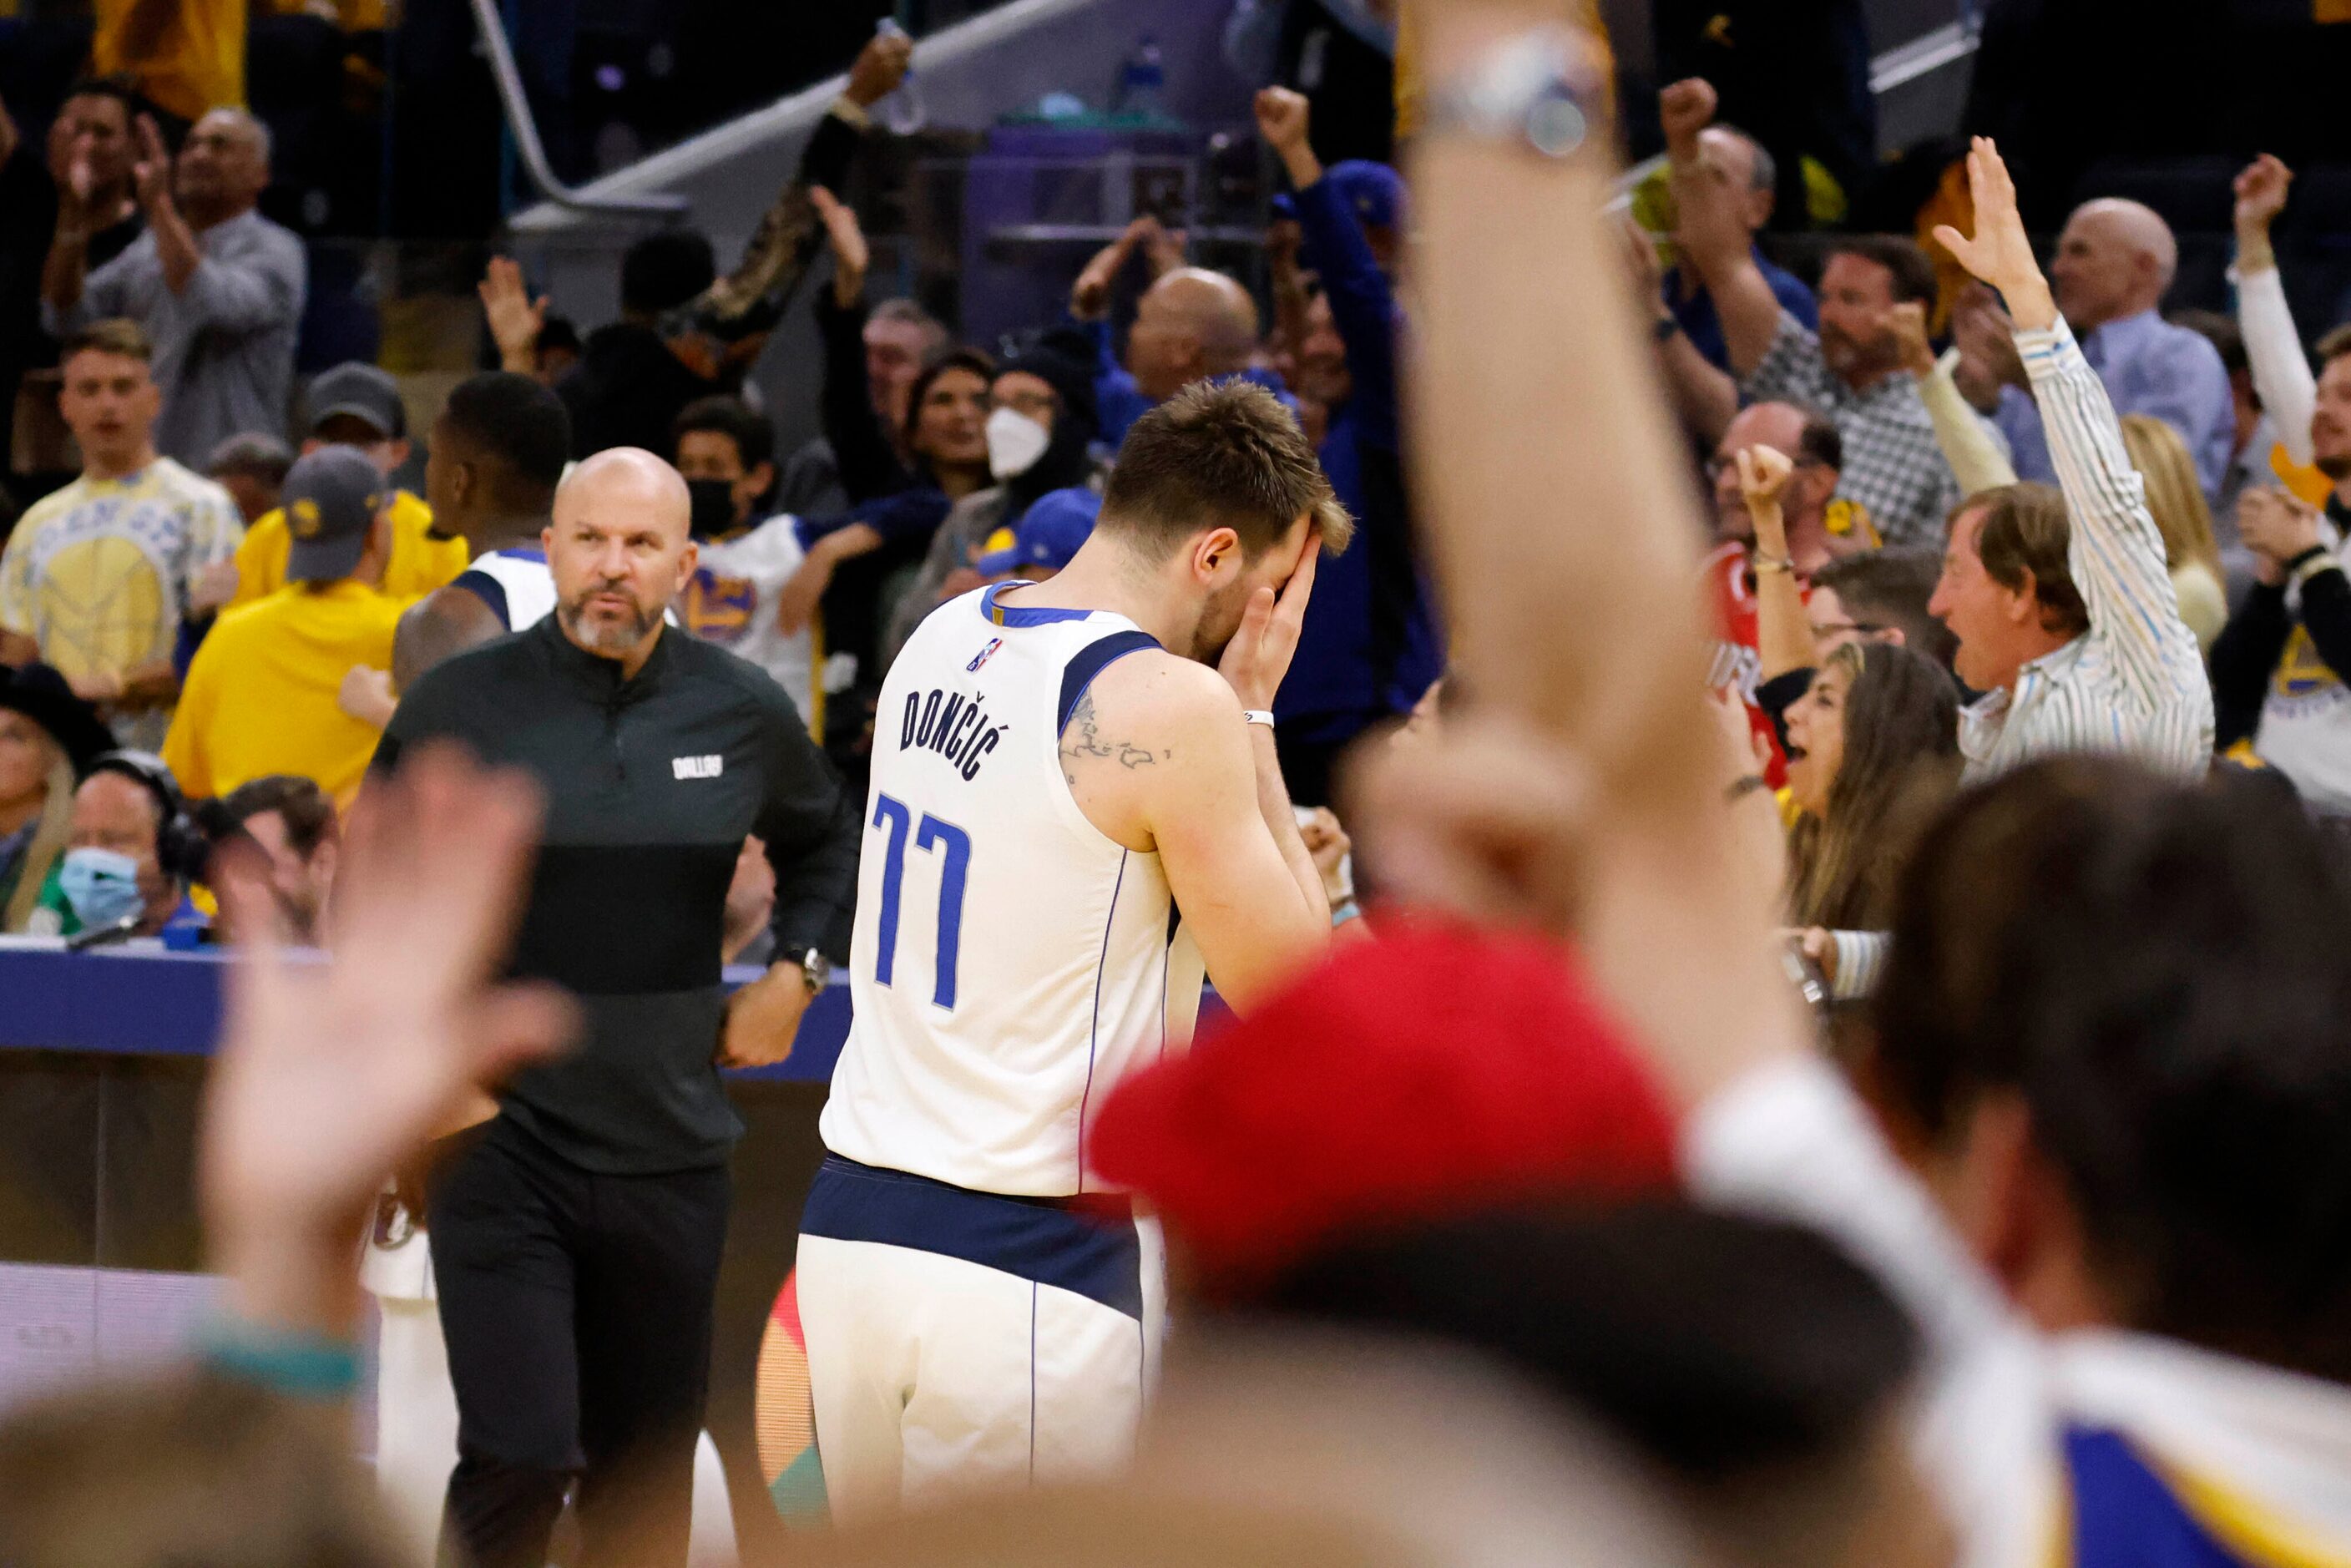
[
  {"left": 290, "top": 498, "right": 323, "bottom": 539},
  {"left": 683, "top": 570, "right": 756, "bottom": 645},
  {"left": 756, "top": 1270, "right": 826, "bottom": 1525},
  {"left": 2274, "top": 625, "right": 2343, "bottom": 701}
]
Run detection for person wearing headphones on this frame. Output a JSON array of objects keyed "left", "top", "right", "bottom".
[{"left": 24, "top": 750, "right": 207, "bottom": 939}]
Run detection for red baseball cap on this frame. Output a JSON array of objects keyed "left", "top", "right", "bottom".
[{"left": 1090, "top": 915, "right": 1683, "bottom": 1294}]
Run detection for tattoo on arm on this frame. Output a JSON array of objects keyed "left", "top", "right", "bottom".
[{"left": 1058, "top": 691, "right": 1169, "bottom": 785}]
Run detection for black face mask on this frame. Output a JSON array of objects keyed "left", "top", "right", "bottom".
[{"left": 686, "top": 478, "right": 739, "bottom": 539}]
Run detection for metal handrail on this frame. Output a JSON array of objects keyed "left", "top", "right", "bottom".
[{"left": 467, "top": 0, "right": 689, "bottom": 219}]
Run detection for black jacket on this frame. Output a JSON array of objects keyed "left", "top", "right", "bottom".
[{"left": 374, "top": 616, "right": 860, "bottom": 1173}]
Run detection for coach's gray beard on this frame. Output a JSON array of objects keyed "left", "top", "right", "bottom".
[{"left": 558, "top": 586, "right": 663, "bottom": 655}]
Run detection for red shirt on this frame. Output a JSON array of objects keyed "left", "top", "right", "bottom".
[{"left": 1702, "top": 539, "right": 1811, "bottom": 787}]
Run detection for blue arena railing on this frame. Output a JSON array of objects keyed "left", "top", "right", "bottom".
[{"left": 0, "top": 943, "right": 850, "bottom": 1085}]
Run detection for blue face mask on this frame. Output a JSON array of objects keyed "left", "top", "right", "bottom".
[{"left": 58, "top": 846, "right": 146, "bottom": 929}]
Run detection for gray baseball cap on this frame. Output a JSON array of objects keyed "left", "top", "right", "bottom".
[
  {"left": 306, "top": 362, "right": 405, "bottom": 440},
  {"left": 282, "top": 447, "right": 387, "bottom": 584}
]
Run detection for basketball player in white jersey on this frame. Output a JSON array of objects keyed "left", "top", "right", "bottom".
[
  {"left": 391, "top": 372, "right": 572, "bottom": 689},
  {"left": 798, "top": 380, "right": 1355, "bottom": 1520}
]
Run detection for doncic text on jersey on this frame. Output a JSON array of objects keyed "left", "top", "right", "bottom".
[{"left": 900, "top": 685, "right": 1007, "bottom": 781}]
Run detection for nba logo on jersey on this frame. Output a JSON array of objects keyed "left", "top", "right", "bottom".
[{"left": 966, "top": 637, "right": 1004, "bottom": 674}]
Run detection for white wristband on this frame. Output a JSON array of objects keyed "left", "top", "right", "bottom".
[{"left": 1242, "top": 710, "right": 1277, "bottom": 730}]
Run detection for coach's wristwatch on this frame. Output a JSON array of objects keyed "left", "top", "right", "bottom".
[{"left": 798, "top": 948, "right": 833, "bottom": 997}]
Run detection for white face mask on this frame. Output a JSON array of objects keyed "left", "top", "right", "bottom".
[{"left": 985, "top": 407, "right": 1051, "bottom": 482}]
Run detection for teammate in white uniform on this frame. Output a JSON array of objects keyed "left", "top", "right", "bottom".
[{"left": 799, "top": 381, "right": 1354, "bottom": 1520}]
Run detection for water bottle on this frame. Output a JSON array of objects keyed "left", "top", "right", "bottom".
[
  {"left": 1112, "top": 34, "right": 1167, "bottom": 124},
  {"left": 873, "top": 17, "right": 927, "bottom": 136}
]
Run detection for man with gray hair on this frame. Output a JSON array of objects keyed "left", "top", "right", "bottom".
[
  {"left": 1958, "top": 194, "right": 2232, "bottom": 501},
  {"left": 1657, "top": 79, "right": 1818, "bottom": 374},
  {"left": 42, "top": 107, "right": 306, "bottom": 467}
]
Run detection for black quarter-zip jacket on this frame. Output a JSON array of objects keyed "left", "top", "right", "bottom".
[{"left": 373, "top": 615, "right": 860, "bottom": 1173}]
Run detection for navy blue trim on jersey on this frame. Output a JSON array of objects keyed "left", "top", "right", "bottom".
[
  {"left": 448, "top": 569, "right": 511, "bottom": 630},
  {"left": 801, "top": 1155, "right": 1143, "bottom": 1320},
  {"left": 1057, "top": 630, "right": 1161, "bottom": 736},
  {"left": 984, "top": 582, "right": 1098, "bottom": 629},
  {"left": 489, "top": 546, "right": 547, "bottom": 564}
]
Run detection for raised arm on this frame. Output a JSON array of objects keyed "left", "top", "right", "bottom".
[
  {"left": 1258, "top": 89, "right": 1400, "bottom": 449},
  {"left": 1619, "top": 214, "right": 1739, "bottom": 443},
  {"left": 1364, "top": 14, "right": 1802, "bottom": 1107},
  {"left": 1667, "top": 81, "right": 1791, "bottom": 382},
  {"left": 479, "top": 257, "right": 547, "bottom": 377},
  {"left": 1892, "top": 301, "right": 2020, "bottom": 494},
  {"left": 1737, "top": 445, "right": 1816, "bottom": 681},
  {"left": 690, "top": 28, "right": 908, "bottom": 331},
  {"left": 1935, "top": 137, "right": 2202, "bottom": 711},
  {"left": 2233, "top": 154, "right": 2314, "bottom": 469},
  {"left": 1362, "top": 33, "right": 2040, "bottom": 1560},
  {"left": 809, "top": 188, "right": 913, "bottom": 503}
]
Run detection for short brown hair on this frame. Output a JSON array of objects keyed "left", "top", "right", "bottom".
[
  {"left": 1961, "top": 483, "right": 2086, "bottom": 639},
  {"left": 1826, "top": 237, "right": 1939, "bottom": 310},
  {"left": 2318, "top": 324, "right": 2351, "bottom": 372},
  {"left": 214, "top": 774, "right": 338, "bottom": 859},
  {"left": 59, "top": 318, "right": 153, "bottom": 365},
  {"left": 1100, "top": 381, "right": 1353, "bottom": 559}
]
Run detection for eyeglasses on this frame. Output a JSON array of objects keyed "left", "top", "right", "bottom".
[{"left": 1808, "top": 620, "right": 1890, "bottom": 640}]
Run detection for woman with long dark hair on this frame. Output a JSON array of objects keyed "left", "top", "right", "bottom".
[{"left": 1782, "top": 640, "right": 1962, "bottom": 933}]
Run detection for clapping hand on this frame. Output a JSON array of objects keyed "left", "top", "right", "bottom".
[
  {"left": 2237, "top": 488, "right": 2326, "bottom": 584},
  {"left": 1932, "top": 137, "right": 2055, "bottom": 331},
  {"left": 129, "top": 114, "right": 172, "bottom": 214}
]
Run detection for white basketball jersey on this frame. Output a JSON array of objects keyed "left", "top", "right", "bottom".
[
  {"left": 461, "top": 546, "right": 557, "bottom": 630},
  {"left": 822, "top": 583, "right": 1206, "bottom": 1196}
]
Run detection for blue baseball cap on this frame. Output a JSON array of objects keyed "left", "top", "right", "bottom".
[
  {"left": 978, "top": 488, "right": 1101, "bottom": 577},
  {"left": 1272, "top": 160, "right": 1405, "bottom": 240}
]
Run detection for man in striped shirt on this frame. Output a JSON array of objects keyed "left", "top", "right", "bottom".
[
  {"left": 1816, "top": 141, "right": 2214, "bottom": 996},
  {"left": 1924, "top": 147, "right": 2214, "bottom": 783}
]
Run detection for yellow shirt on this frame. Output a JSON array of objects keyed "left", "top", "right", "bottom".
[
  {"left": 161, "top": 579, "right": 403, "bottom": 809},
  {"left": 94, "top": 0, "right": 244, "bottom": 124},
  {"left": 230, "top": 489, "right": 467, "bottom": 609}
]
